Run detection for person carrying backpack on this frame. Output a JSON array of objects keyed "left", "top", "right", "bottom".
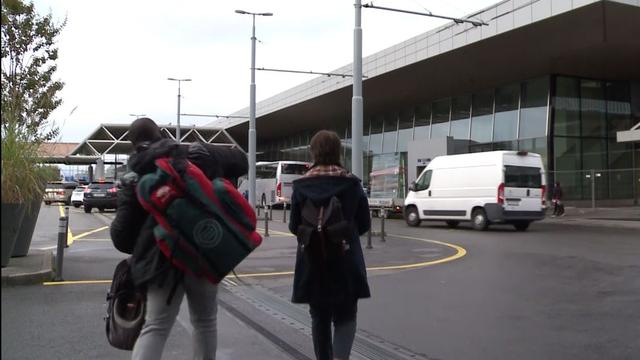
[
  {"left": 288, "top": 130, "right": 371, "bottom": 360},
  {"left": 110, "top": 117, "right": 249, "bottom": 360}
]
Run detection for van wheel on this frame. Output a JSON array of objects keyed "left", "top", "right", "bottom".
[
  {"left": 73, "top": 204, "right": 80, "bottom": 208},
  {"left": 471, "top": 208, "right": 489, "bottom": 231},
  {"left": 405, "top": 206, "right": 421, "bottom": 227},
  {"left": 98, "top": 207, "right": 105, "bottom": 213},
  {"left": 445, "top": 220, "right": 459, "bottom": 228},
  {"left": 513, "top": 221, "right": 530, "bottom": 231},
  {"left": 84, "top": 206, "right": 92, "bottom": 213}
]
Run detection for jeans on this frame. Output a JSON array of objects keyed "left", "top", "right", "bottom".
[
  {"left": 309, "top": 300, "right": 358, "bottom": 360},
  {"left": 132, "top": 274, "right": 218, "bottom": 360}
]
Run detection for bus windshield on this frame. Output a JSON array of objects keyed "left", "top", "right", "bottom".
[{"left": 281, "top": 163, "right": 309, "bottom": 175}]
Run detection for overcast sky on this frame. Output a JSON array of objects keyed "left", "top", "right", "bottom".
[{"left": 31, "top": 0, "right": 497, "bottom": 142}]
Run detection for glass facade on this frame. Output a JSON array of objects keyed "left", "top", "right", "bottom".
[
  {"left": 552, "top": 76, "right": 637, "bottom": 201},
  {"left": 258, "top": 75, "right": 638, "bottom": 202}
]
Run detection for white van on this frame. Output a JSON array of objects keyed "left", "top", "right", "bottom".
[{"left": 404, "top": 151, "right": 546, "bottom": 231}]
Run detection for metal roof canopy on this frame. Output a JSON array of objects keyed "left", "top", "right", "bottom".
[
  {"left": 70, "top": 123, "right": 243, "bottom": 157},
  {"left": 617, "top": 122, "right": 640, "bottom": 143},
  {"left": 223, "top": 1, "right": 640, "bottom": 146}
]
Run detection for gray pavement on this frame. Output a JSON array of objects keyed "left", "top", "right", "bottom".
[
  {"left": 1, "top": 203, "right": 639, "bottom": 359},
  {"left": 2, "top": 204, "right": 638, "bottom": 286}
]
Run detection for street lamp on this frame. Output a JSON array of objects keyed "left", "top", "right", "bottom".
[
  {"left": 129, "top": 113, "right": 146, "bottom": 119},
  {"left": 352, "top": 2, "right": 488, "bottom": 180},
  {"left": 167, "top": 77, "right": 192, "bottom": 143},
  {"left": 235, "top": 9, "right": 273, "bottom": 209}
]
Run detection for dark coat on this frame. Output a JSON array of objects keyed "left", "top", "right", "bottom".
[
  {"left": 110, "top": 139, "right": 247, "bottom": 286},
  {"left": 288, "top": 175, "right": 371, "bottom": 304}
]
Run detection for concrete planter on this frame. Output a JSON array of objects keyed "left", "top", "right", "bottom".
[
  {"left": 12, "top": 199, "right": 43, "bottom": 257},
  {"left": 1, "top": 203, "right": 27, "bottom": 267}
]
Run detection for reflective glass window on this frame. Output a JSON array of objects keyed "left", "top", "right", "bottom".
[
  {"left": 397, "top": 108, "right": 414, "bottom": 152},
  {"left": 494, "top": 84, "right": 519, "bottom": 141},
  {"left": 431, "top": 99, "right": 450, "bottom": 138},
  {"left": 520, "top": 77, "right": 548, "bottom": 139},
  {"left": 450, "top": 95, "right": 470, "bottom": 139},
  {"left": 582, "top": 138, "right": 608, "bottom": 199},
  {"left": 518, "top": 137, "right": 548, "bottom": 168},
  {"left": 608, "top": 140, "right": 633, "bottom": 199},
  {"left": 369, "top": 115, "right": 383, "bottom": 154},
  {"left": 605, "top": 81, "right": 632, "bottom": 137},
  {"left": 382, "top": 113, "right": 398, "bottom": 153},
  {"left": 554, "top": 136, "right": 582, "bottom": 199},
  {"left": 554, "top": 77, "right": 580, "bottom": 136},
  {"left": 581, "top": 80, "right": 606, "bottom": 138},
  {"left": 414, "top": 104, "right": 431, "bottom": 140},
  {"left": 470, "top": 90, "right": 494, "bottom": 143}
]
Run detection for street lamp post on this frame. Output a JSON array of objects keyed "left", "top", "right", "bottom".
[
  {"left": 352, "top": 0, "right": 364, "bottom": 180},
  {"left": 129, "top": 113, "right": 146, "bottom": 119},
  {"left": 352, "top": 2, "right": 487, "bottom": 181},
  {"left": 235, "top": 9, "right": 273, "bottom": 209},
  {"left": 167, "top": 77, "right": 192, "bottom": 143}
]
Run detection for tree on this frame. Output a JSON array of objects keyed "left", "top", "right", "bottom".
[{"left": 1, "top": 0, "right": 65, "bottom": 143}]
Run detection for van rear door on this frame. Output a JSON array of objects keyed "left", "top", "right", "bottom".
[
  {"left": 278, "top": 162, "right": 310, "bottom": 202},
  {"left": 503, "top": 165, "right": 543, "bottom": 212}
]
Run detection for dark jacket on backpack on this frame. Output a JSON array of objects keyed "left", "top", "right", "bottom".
[
  {"left": 110, "top": 139, "right": 248, "bottom": 287},
  {"left": 288, "top": 175, "right": 371, "bottom": 304}
]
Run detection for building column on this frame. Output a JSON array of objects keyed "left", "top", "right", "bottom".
[{"left": 95, "top": 158, "right": 105, "bottom": 181}]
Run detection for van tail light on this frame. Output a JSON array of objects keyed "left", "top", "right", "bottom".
[
  {"left": 541, "top": 185, "right": 546, "bottom": 207},
  {"left": 276, "top": 182, "right": 282, "bottom": 197},
  {"left": 497, "top": 183, "right": 505, "bottom": 205},
  {"left": 58, "top": 191, "right": 65, "bottom": 196},
  {"left": 108, "top": 187, "right": 117, "bottom": 193}
]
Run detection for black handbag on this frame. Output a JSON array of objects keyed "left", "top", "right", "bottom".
[{"left": 105, "top": 257, "right": 146, "bottom": 350}]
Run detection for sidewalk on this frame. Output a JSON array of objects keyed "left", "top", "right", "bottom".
[
  {"left": 1, "top": 249, "right": 53, "bottom": 287},
  {"left": 540, "top": 205, "right": 640, "bottom": 229}
]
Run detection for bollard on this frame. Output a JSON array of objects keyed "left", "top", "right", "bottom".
[
  {"left": 366, "top": 210, "right": 373, "bottom": 249},
  {"left": 54, "top": 216, "right": 66, "bottom": 281},
  {"left": 64, "top": 206, "right": 70, "bottom": 248},
  {"left": 257, "top": 205, "right": 261, "bottom": 217},
  {"left": 264, "top": 208, "right": 270, "bottom": 237},
  {"left": 380, "top": 209, "right": 386, "bottom": 242},
  {"left": 268, "top": 204, "right": 273, "bottom": 221},
  {"left": 282, "top": 203, "right": 287, "bottom": 223}
]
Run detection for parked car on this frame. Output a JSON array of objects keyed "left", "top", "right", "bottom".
[
  {"left": 404, "top": 151, "right": 546, "bottom": 231},
  {"left": 83, "top": 181, "right": 118, "bottom": 213},
  {"left": 43, "top": 181, "right": 78, "bottom": 205},
  {"left": 70, "top": 185, "right": 88, "bottom": 208}
]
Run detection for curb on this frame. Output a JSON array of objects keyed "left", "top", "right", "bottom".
[{"left": 1, "top": 251, "right": 53, "bottom": 287}]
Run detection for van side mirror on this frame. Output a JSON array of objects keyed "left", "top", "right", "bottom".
[{"left": 408, "top": 182, "right": 416, "bottom": 192}]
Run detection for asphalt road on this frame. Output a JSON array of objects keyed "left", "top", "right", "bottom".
[{"left": 2, "top": 205, "right": 639, "bottom": 360}]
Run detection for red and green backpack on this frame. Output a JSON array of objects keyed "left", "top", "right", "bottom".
[{"left": 136, "top": 156, "right": 262, "bottom": 284}]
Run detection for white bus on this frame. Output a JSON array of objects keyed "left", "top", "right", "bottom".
[{"left": 238, "top": 161, "right": 311, "bottom": 207}]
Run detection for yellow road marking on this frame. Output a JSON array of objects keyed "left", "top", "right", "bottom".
[
  {"left": 42, "top": 235, "right": 466, "bottom": 285},
  {"left": 43, "top": 280, "right": 112, "bottom": 286},
  {"left": 58, "top": 206, "right": 74, "bottom": 246},
  {"left": 257, "top": 228, "right": 294, "bottom": 237},
  {"left": 72, "top": 226, "right": 109, "bottom": 241}
]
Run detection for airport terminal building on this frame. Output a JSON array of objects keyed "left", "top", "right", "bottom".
[{"left": 216, "top": 0, "right": 640, "bottom": 204}]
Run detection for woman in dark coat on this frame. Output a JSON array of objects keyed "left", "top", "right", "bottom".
[{"left": 288, "top": 130, "right": 371, "bottom": 360}]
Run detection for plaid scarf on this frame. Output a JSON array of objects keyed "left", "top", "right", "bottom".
[{"left": 304, "top": 164, "right": 349, "bottom": 178}]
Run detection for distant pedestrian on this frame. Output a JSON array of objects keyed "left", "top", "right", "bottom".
[
  {"left": 551, "top": 181, "right": 565, "bottom": 217},
  {"left": 110, "top": 117, "right": 248, "bottom": 360},
  {"left": 288, "top": 130, "right": 371, "bottom": 360}
]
